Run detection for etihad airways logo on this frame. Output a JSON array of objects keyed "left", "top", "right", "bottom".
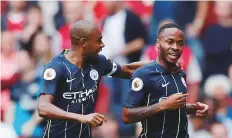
[{"left": 63, "top": 87, "right": 97, "bottom": 103}]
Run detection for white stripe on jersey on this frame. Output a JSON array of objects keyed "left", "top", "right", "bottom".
[
  {"left": 48, "top": 120, "right": 52, "bottom": 138},
  {"left": 107, "top": 62, "right": 117, "bottom": 76},
  {"left": 159, "top": 70, "right": 167, "bottom": 138},
  {"left": 79, "top": 104, "right": 84, "bottom": 138},
  {"left": 144, "top": 93, "right": 150, "bottom": 138},
  {"left": 65, "top": 105, "right": 69, "bottom": 138},
  {"left": 63, "top": 62, "right": 72, "bottom": 91},
  {"left": 171, "top": 75, "right": 180, "bottom": 138},
  {"left": 43, "top": 120, "right": 50, "bottom": 138}
]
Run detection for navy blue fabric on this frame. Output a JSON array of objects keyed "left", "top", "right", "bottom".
[
  {"left": 41, "top": 51, "right": 121, "bottom": 138},
  {"left": 124, "top": 61, "right": 189, "bottom": 138}
]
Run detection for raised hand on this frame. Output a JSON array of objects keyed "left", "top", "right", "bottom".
[{"left": 81, "top": 113, "right": 106, "bottom": 127}]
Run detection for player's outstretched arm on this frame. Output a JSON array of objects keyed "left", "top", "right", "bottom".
[
  {"left": 118, "top": 60, "right": 152, "bottom": 79},
  {"left": 119, "top": 61, "right": 182, "bottom": 79},
  {"left": 38, "top": 94, "right": 106, "bottom": 127},
  {"left": 122, "top": 93, "right": 188, "bottom": 124}
]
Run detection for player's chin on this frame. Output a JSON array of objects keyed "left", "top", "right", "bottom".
[
  {"left": 166, "top": 56, "right": 179, "bottom": 63},
  {"left": 166, "top": 58, "right": 178, "bottom": 64}
]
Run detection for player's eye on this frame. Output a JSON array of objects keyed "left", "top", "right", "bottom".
[
  {"left": 166, "top": 39, "right": 174, "bottom": 45},
  {"left": 178, "top": 41, "right": 184, "bottom": 46},
  {"left": 97, "top": 38, "right": 103, "bottom": 44}
]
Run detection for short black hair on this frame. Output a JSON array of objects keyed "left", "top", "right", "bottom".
[{"left": 158, "top": 23, "right": 183, "bottom": 37}]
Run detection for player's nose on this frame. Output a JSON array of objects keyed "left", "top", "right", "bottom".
[{"left": 101, "top": 43, "right": 105, "bottom": 48}]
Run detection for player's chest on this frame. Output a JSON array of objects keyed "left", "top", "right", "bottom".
[
  {"left": 63, "top": 67, "right": 101, "bottom": 91},
  {"left": 149, "top": 74, "right": 187, "bottom": 99}
]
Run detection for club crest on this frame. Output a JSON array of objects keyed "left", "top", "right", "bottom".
[{"left": 90, "top": 69, "right": 99, "bottom": 81}]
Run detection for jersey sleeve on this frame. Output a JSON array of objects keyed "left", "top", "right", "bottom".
[
  {"left": 98, "top": 54, "right": 121, "bottom": 77},
  {"left": 123, "top": 70, "right": 148, "bottom": 108},
  {"left": 40, "top": 61, "right": 63, "bottom": 95}
]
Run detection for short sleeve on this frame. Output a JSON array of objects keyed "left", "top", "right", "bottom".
[
  {"left": 40, "top": 61, "right": 63, "bottom": 95},
  {"left": 98, "top": 55, "right": 121, "bottom": 77},
  {"left": 123, "top": 70, "right": 148, "bottom": 108}
]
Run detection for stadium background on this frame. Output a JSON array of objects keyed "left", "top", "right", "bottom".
[{"left": 1, "top": 1, "right": 232, "bottom": 138}]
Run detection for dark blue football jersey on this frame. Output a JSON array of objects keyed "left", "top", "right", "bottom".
[
  {"left": 41, "top": 50, "right": 121, "bottom": 138},
  {"left": 124, "top": 61, "right": 189, "bottom": 138}
]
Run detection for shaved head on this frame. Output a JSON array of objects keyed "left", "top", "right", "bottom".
[
  {"left": 70, "top": 20, "right": 99, "bottom": 46},
  {"left": 69, "top": 20, "right": 104, "bottom": 57}
]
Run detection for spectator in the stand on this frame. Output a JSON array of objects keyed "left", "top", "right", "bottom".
[
  {"left": 92, "top": 115, "right": 119, "bottom": 138},
  {"left": 149, "top": 1, "right": 207, "bottom": 71},
  {"left": 188, "top": 114, "right": 211, "bottom": 138},
  {"left": 202, "top": 1, "right": 232, "bottom": 80},
  {"left": 53, "top": 1, "right": 84, "bottom": 55},
  {"left": 32, "top": 32, "right": 53, "bottom": 76},
  {"left": 148, "top": 1, "right": 174, "bottom": 44},
  {"left": 125, "top": 1, "right": 153, "bottom": 26},
  {"left": 100, "top": 1, "right": 147, "bottom": 137},
  {"left": 142, "top": 20, "right": 202, "bottom": 103},
  {"left": 204, "top": 74, "right": 232, "bottom": 138},
  {"left": 10, "top": 50, "right": 44, "bottom": 138},
  {"left": 174, "top": 1, "right": 208, "bottom": 71},
  {"left": 210, "top": 122, "right": 228, "bottom": 138},
  {"left": 21, "top": 5, "right": 43, "bottom": 52},
  {"left": 0, "top": 122, "right": 18, "bottom": 138},
  {"left": 19, "top": 32, "right": 52, "bottom": 138},
  {"left": 1, "top": 1, "right": 26, "bottom": 38},
  {"left": 1, "top": 31, "right": 20, "bottom": 121}
]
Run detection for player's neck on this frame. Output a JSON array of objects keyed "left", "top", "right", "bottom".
[
  {"left": 156, "top": 57, "right": 175, "bottom": 72},
  {"left": 65, "top": 49, "right": 87, "bottom": 68}
]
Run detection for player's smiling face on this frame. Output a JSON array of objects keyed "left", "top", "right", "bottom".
[
  {"left": 157, "top": 28, "right": 184, "bottom": 64},
  {"left": 86, "top": 28, "right": 105, "bottom": 57}
]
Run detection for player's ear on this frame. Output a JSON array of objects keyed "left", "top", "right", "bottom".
[
  {"left": 80, "top": 38, "right": 87, "bottom": 48},
  {"left": 157, "top": 39, "right": 160, "bottom": 48}
]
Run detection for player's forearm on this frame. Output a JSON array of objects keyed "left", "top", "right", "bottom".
[
  {"left": 38, "top": 102, "right": 82, "bottom": 123},
  {"left": 186, "top": 104, "right": 197, "bottom": 114},
  {"left": 119, "top": 60, "right": 152, "bottom": 79},
  {"left": 122, "top": 102, "right": 166, "bottom": 124}
]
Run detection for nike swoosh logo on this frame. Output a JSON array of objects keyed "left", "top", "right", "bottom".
[
  {"left": 162, "top": 82, "right": 170, "bottom": 87},
  {"left": 66, "top": 78, "right": 76, "bottom": 83}
]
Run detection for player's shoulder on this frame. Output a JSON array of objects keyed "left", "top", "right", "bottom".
[
  {"left": 133, "top": 61, "right": 155, "bottom": 78},
  {"left": 95, "top": 54, "right": 108, "bottom": 62},
  {"left": 44, "top": 53, "right": 65, "bottom": 72},
  {"left": 179, "top": 69, "right": 186, "bottom": 78},
  {"left": 88, "top": 54, "right": 110, "bottom": 66}
]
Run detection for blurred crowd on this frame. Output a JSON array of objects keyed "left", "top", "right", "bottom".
[{"left": 1, "top": 1, "right": 232, "bottom": 138}]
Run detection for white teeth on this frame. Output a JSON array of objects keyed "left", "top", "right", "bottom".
[
  {"left": 168, "top": 54, "right": 178, "bottom": 60},
  {"left": 170, "top": 53, "right": 178, "bottom": 56}
]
